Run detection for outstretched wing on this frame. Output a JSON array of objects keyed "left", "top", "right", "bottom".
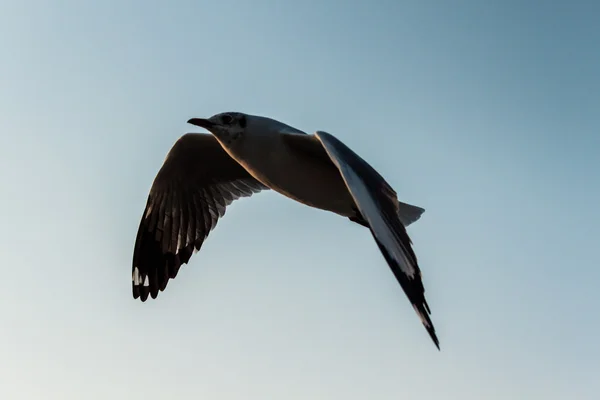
[
  {"left": 132, "top": 133, "right": 268, "bottom": 301},
  {"left": 281, "top": 131, "right": 439, "bottom": 349}
]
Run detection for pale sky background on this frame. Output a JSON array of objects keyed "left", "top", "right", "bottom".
[{"left": 1, "top": 1, "right": 599, "bottom": 399}]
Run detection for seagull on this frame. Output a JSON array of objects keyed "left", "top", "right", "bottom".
[{"left": 132, "top": 112, "right": 440, "bottom": 349}]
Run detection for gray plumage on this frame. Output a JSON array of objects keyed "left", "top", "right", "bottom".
[{"left": 132, "top": 112, "right": 439, "bottom": 349}]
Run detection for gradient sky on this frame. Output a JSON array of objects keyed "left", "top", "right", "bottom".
[{"left": 1, "top": 1, "right": 599, "bottom": 399}]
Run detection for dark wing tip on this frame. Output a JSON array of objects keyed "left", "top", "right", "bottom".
[
  {"left": 132, "top": 282, "right": 150, "bottom": 302},
  {"left": 414, "top": 303, "right": 440, "bottom": 350},
  {"left": 132, "top": 219, "right": 188, "bottom": 302},
  {"left": 429, "top": 324, "right": 441, "bottom": 350},
  {"left": 371, "top": 234, "right": 440, "bottom": 349},
  {"left": 132, "top": 214, "right": 204, "bottom": 302},
  {"left": 429, "top": 329, "right": 441, "bottom": 351}
]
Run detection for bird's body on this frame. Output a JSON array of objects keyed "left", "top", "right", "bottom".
[
  {"left": 132, "top": 112, "right": 440, "bottom": 349},
  {"left": 217, "top": 118, "right": 357, "bottom": 218}
]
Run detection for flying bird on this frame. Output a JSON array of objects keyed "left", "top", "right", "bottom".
[{"left": 132, "top": 112, "right": 440, "bottom": 349}]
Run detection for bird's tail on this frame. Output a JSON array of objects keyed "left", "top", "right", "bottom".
[{"left": 397, "top": 201, "right": 425, "bottom": 227}]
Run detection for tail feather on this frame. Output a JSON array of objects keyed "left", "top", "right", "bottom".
[{"left": 397, "top": 201, "right": 425, "bottom": 227}]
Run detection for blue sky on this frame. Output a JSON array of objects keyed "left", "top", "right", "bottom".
[{"left": 1, "top": 0, "right": 599, "bottom": 399}]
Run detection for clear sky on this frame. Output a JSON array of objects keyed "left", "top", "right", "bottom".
[{"left": 1, "top": 1, "right": 599, "bottom": 399}]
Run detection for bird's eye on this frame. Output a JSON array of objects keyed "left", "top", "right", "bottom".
[{"left": 221, "top": 114, "right": 233, "bottom": 124}]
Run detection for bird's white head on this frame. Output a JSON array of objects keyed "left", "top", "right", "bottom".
[{"left": 187, "top": 112, "right": 249, "bottom": 147}]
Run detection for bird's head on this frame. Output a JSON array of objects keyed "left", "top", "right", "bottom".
[{"left": 187, "top": 112, "right": 248, "bottom": 147}]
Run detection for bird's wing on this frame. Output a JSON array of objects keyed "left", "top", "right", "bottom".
[
  {"left": 281, "top": 131, "right": 438, "bottom": 349},
  {"left": 132, "top": 133, "right": 268, "bottom": 301}
]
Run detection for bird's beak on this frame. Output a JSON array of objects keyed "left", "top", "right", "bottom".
[{"left": 187, "top": 118, "right": 215, "bottom": 130}]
